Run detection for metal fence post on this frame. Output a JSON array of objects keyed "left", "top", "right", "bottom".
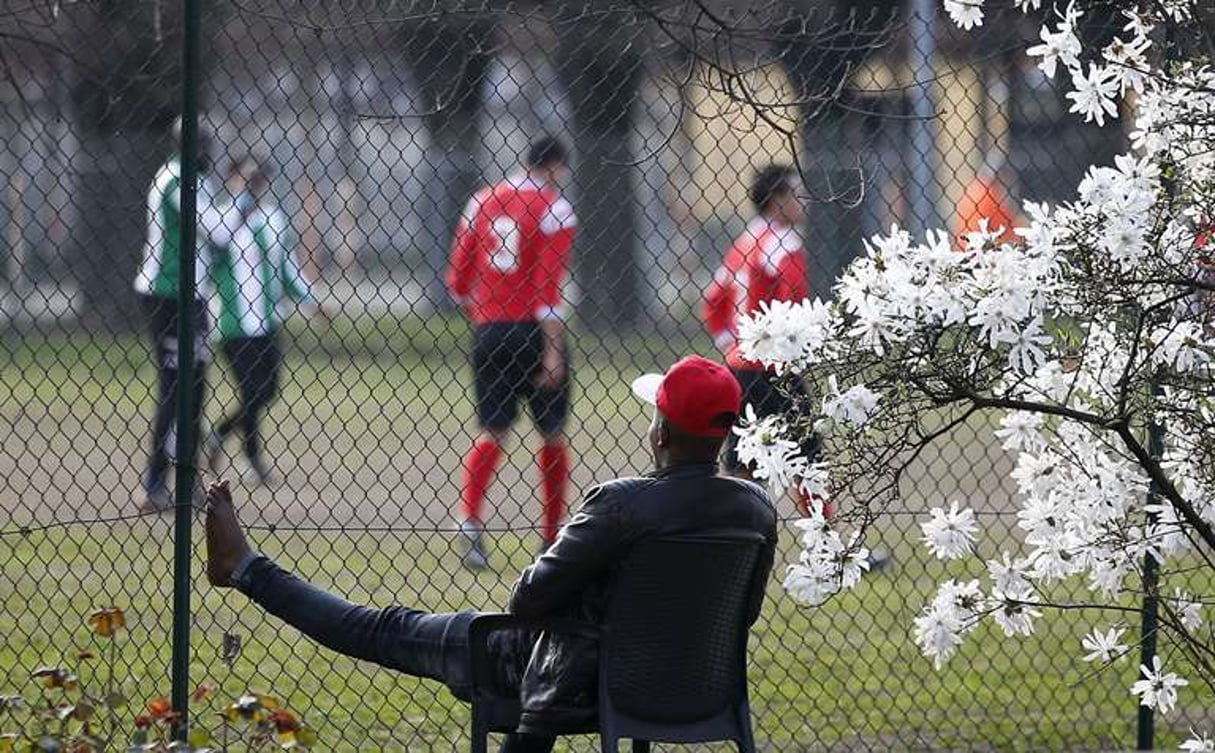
[
  {"left": 1137, "top": 389, "right": 1165, "bottom": 750},
  {"left": 907, "top": 0, "right": 940, "bottom": 237},
  {"left": 171, "top": 0, "right": 203, "bottom": 741}
]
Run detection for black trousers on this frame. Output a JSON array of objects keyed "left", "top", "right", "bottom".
[
  {"left": 239, "top": 557, "right": 554, "bottom": 752},
  {"left": 141, "top": 294, "right": 208, "bottom": 492},
  {"left": 215, "top": 334, "right": 281, "bottom": 463}
]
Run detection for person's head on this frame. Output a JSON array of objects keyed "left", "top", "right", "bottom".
[
  {"left": 631, "top": 356, "right": 742, "bottom": 469},
  {"left": 525, "top": 135, "right": 569, "bottom": 185},
  {"left": 171, "top": 116, "right": 214, "bottom": 172},
  {"left": 750, "top": 163, "right": 802, "bottom": 226},
  {"left": 227, "top": 154, "right": 269, "bottom": 201}
]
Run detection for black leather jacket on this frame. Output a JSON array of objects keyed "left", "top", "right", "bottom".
[{"left": 503, "top": 461, "right": 778, "bottom": 736}]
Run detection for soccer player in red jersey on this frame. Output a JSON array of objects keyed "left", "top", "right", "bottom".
[
  {"left": 702, "top": 164, "right": 823, "bottom": 515},
  {"left": 446, "top": 137, "right": 577, "bottom": 570}
]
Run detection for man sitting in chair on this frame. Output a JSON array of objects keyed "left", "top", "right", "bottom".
[{"left": 204, "top": 355, "right": 778, "bottom": 753}]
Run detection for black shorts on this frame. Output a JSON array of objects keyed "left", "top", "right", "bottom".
[
  {"left": 472, "top": 322, "right": 570, "bottom": 434},
  {"left": 723, "top": 368, "right": 820, "bottom": 473},
  {"left": 141, "top": 293, "right": 209, "bottom": 369}
]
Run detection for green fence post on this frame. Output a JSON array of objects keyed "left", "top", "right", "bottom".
[
  {"left": 1137, "top": 397, "right": 1165, "bottom": 751},
  {"left": 171, "top": 0, "right": 203, "bottom": 741}
]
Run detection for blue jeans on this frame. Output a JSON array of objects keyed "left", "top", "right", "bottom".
[{"left": 238, "top": 558, "right": 554, "bottom": 753}]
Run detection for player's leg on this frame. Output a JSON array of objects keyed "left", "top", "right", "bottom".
[
  {"left": 210, "top": 338, "right": 253, "bottom": 469},
  {"left": 141, "top": 295, "right": 178, "bottom": 510},
  {"left": 208, "top": 329, "right": 251, "bottom": 469},
  {"left": 528, "top": 342, "right": 571, "bottom": 550},
  {"left": 239, "top": 334, "right": 281, "bottom": 485},
  {"left": 459, "top": 324, "right": 522, "bottom": 569}
]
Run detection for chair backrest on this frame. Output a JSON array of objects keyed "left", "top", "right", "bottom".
[{"left": 599, "top": 531, "right": 765, "bottom": 725}]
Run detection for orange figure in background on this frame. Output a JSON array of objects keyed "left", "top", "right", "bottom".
[{"left": 955, "top": 155, "right": 1018, "bottom": 247}]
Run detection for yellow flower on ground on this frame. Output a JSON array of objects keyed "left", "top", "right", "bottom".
[
  {"left": 225, "top": 693, "right": 275, "bottom": 724},
  {"left": 87, "top": 608, "right": 125, "bottom": 638},
  {"left": 32, "top": 667, "right": 77, "bottom": 690}
]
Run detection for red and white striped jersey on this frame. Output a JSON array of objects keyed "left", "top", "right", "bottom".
[
  {"left": 446, "top": 174, "right": 577, "bottom": 325},
  {"left": 702, "top": 218, "right": 808, "bottom": 369}
]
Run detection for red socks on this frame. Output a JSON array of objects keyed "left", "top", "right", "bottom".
[
  {"left": 461, "top": 438, "right": 568, "bottom": 541},
  {"left": 460, "top": 439, "right": 502, "bottom": 525},
  {"left": 539, "top": 442, "right": 569, "bottom": 543}
]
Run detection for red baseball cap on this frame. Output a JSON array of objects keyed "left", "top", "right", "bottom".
[{"left": 630, "top": 355, "right": 742, "bottom": 438}]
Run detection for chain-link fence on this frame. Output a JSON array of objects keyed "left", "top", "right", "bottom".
[{"left": 1, "top": 1, "right": 1208, "bottom": 750}]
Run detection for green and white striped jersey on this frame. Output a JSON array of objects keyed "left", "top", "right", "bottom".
[
  {"left": 134, "top": 157, "right": 241, "bottom": 299},
  {"left": 209, "top": 205, "right": 313, "bottom": 342}
]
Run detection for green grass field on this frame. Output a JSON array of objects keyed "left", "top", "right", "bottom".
[{"left": 1, "top": 314, "right": 1211, "bottom": 751}]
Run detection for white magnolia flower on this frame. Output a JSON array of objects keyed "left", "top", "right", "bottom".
[
  {"left": 1121, "top": 7, "right": 1154, "bottom": 38},
  {"left": 987, "top": 552, "right": 1033, "bottom": 594},
  {"left": 737, "top": 298, "right": 840, "bottom": 370},
  {"left": 735, "top": 300, "right": 803, "bottom": 368},
  {"left": 1174, "top": 589, "right": 1204, "bottom": 631},
  {"left": 783, "top": 562, "right": 836, "bottom": 607},
  {"left": 914, "top": 579, "right": 984, "bottom": 668},
  {"left": 921, "top": 501, "right": 980, "bottom": 560},
  {"left": 1103, "top": 34, "right": 1150, "bottom": 94},
  {"left": 1159, "top": 0, "right": 1191, "bottom": 22},
  {"left": 1150, "top": 322, "right": 1212, "bottom": 374},
  {"left": 1100, "top": 217, "right": 1148, "bottom": 265},
  {"left": 1026, "top": 3, "right": 1082, "bottom": 78},
  {"left": 846, "top": 298, "right": 903, "bottom": 355},
  {"left": 837, "top": 532, "right": 873, "bottom": 591},
  {"left": 991, "top": 587, "right": 1042, "bottom": 637},
  {"left": 1007, "top": 317, "right": 1054, "bottom": 375},
  {"left": 1181, "top": 729, "right": 1215, "bottom": 752},
  {"left": 1081, "top": 626, "right": 1128, "bottom": 664},
  {"left": 731, "top": 406, "right": 806, "bottom": 495},
  {"left": 994, "top": 411, "right": 1045, "bottom": 452},
  {"left": 943, "top": 0, "right": 984, "bottom": 30},
  {"left": 913, "top": 604, "right": 967, "bottom": 670},
  {"left": 1087, "top": 555, "right": 1131, "bottom": 598},
  {"left": 821, "top": 376, "right": 881, "bottom": 426},
  {"left": 1131, "top": 656, "right": 1188, "bottom": 715},
  {"left": 1066, "top": 64, "right": 1120, "bottom": 126},
  {"left": 783, "top": 516, "right": 869, "bottom": 605},
  {"left": 797, "top": 462, "right": 832, "bottom": 504}
]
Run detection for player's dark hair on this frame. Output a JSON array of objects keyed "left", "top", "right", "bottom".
[
  {"left": 526, "top": 136, "right": 568, "bottom": 169},
  {"left": 750, "top": 163, "right": 796, "bottom": 213}
]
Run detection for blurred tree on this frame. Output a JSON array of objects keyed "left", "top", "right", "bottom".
[
  {"left": 63, "top": 1, "right": 216, "bottom": 330},
  {"left": 400, "top": 15, "right": 495, "bottom": 310},
  {"left": 555, "top": 5, "right": 642, "bottom": 329},
  {"left": 778, "top": 0, "right": 898, "bottom": 298}
]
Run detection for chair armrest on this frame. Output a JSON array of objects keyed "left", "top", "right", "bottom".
[{"left": 467, "top": 613, "right": 602, "bottom": 695}]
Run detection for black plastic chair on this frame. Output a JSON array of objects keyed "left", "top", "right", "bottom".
[{"left": 468, "top": 531, "right": 766, "bottom": 753}]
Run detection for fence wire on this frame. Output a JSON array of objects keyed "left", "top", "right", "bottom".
[{"left": 0, "top": 1, "right": 1205, "bottom": 751}]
